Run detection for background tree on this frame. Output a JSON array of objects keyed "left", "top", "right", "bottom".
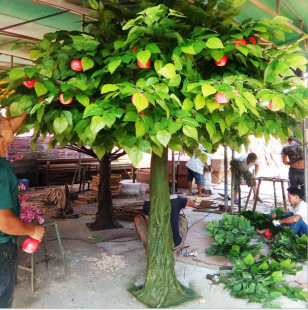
[{"left": 0, "top": 0, "right": 307, "bottom": 307}]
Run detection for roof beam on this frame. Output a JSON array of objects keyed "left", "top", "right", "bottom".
[
  {"left": 0, "top": 31, "right": 41, "bottom": 42},
  {"left": 248, "top": 0, "right": 307, "bottom": 35},
  {"left": 0, "top": 11, "right": 69, "bottom": 31}
]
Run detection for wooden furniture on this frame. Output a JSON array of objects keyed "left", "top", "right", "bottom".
[
  {"left": 18, "top": 220, "right": 67, "bottom": 291},
  {"left": 244, "top": 177, "right": 290, "bottom": 211}
]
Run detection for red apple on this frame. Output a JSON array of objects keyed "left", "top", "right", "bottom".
[
  {"left": 131, "top": 93, "right": 148, "bottom": 106},
  {"left": 264, "top": 231, "right": 271, "bottom": 237},
  {"left": 141, "top": 111, "right": 145, "bottom": 116},
  {"left": 248, "top": 37, "right": 256, "bottom": 45},
  {"left": 215, "top": 56, "right": 227, "bottom": 66},
  {"left": 22, "top": 238, "right": 39, "bottom": 253},
  {"left": 132, "top": 47, "right": 138, "bottom": 52},
  {"left": 215, "top": 92, "right": 229, "bottom": 104},
  {"left": 23, "top": 76, "right": 37, "bottom": 88},
  {"left": 269, "top": 101, "right": 281, "bottom": 111},
  {"left": 137, "top": 60, "right": 150, "bottom": 68},
  {"left": 39, "top": 99, "right": 44, "bottom": 102},
  {"left": 71, "top": 60, "right": 83, "bottom": 71},
  {"left": 59, "top": 93, "right": 73, "bottom": 105},
  {"left": 234, "top": 39, "right": 247, "bottom": 46}
]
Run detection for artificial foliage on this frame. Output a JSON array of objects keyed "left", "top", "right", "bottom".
[
  {"left": 1, "top": 0, "right": 308, "bottom": 307},
  {"left": 206, "top": 213, "right": 262, "bottom": 262},
  {"left": 218, "top": 254, "right": 307, "bottom": 308},
  {"left": 270, "top": 228, "right": 308, "bottom": 262}
]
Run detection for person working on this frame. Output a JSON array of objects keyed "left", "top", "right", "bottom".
[
  {"left": 186, "top": 145, "right": 207, "bottom": 196},
  {"left": 202, "top": 149, "right": 216, "bottom": 195},
  {"left": 230, "top": 152, "right": 263, "bottom": 204},
  {"left": 272, "top": 187, "right": 307, "bottom": 237},
  {"left": 134, "top": 195, "right": 195, "bottom": 251},
  {"left": 281, "top": 136, "right": 304, "bottom": 194},
  {"left": 0, "top": 111, "right": 45, "bottom": 308}
]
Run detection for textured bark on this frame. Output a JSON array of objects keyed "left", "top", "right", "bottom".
[
  {"left": 131, "top": 148, "right": 197, "bottom": 307},
  {"left": 87, "top": 152, "right": 122, "bottom": 231}
]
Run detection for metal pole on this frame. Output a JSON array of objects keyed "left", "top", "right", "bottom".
[
  {"left": 276, "top": 0, "right": 280, "bottom": 14},
  {"left": 224, "top": 146, "right": 228, "bottom": 212},
  {"left": 171, "top": 151, "right": 175, "bottom": 194},
  {"left": 133, "top": 167, "right": 136, "bottom": 183},
  {"left": 77, "top": 152, "right": 82, "bottom": 182},
  {"left": 81, "top": 14, "right": 85, "bottom": 32},
  {"left": 231, "top": 149, "right": 235, "bottom": 213}
]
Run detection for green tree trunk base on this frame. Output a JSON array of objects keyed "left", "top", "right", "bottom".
[{"left": 129, "top": 282, "right": 198, "bottom": 308}]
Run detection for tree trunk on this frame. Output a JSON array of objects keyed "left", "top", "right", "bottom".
[
  {"left": 87, "top": 152, "right": 122, "bottom": 230},
  {"left": 131, "top": 148, "right": 197, "bottom": 307}
]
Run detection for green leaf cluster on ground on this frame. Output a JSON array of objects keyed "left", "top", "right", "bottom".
[{"left": 206, "top": 213, "right": 263, "bottom": 263}]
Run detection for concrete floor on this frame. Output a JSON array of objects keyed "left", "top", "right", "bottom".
[{"left": 13, "top": 169, "right": 307, "bottom": 309}]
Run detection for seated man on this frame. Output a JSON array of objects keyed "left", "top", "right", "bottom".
[
  {"left": 272, "top": 187, "right": 307, "bottom": 237},
  {"left": 230, "top": 152, "right": 263, "bottom": 204},
  {"left": 134, "top": 194, "right": 195, "bottom": 251}
]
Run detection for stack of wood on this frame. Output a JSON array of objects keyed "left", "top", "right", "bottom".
[
  {"left": 22, "top": 194, "right": 46, "bottom": 210},
  {"left": 113, "top": 201, "right": 144, "bottom": 221},
  {"left": 90, "top": 174, "right": 122, "bottom": 196},
  {"left": 211, "top": 159, "right": 230, "bottom": 171},
  {"left": 43, "top": 187, "right": 66, "bottom": 209},
  {"left": 71, "top": 190, "right": 98, "bottom": 205}
]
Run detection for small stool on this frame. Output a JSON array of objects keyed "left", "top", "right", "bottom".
[
  {"left": 18, "top": 220, "right": 68, "bottom": 291},
  {"left": 244, "top": 177, "right": 289, "bottom": 211}
]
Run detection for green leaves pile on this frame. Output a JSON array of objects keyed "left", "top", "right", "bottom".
[
  {"left": 0, "top": 0, "right": 307, "bottom": 166},
  {"left": 222, "top": 254, "right": 307, "bottom": 308},
  {"left": 206, "top": 213, "right": 262, "bottom": 263},
  {"left": 271, "top": 228, "right": 308, "bottom": 262}
]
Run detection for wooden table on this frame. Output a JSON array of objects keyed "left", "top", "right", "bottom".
[{"left": 244, "top": 176, "right": 290, "bottom": 211}]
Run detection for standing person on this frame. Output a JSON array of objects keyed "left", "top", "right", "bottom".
[
  {"left": 0, "top": 112, "right": 45, "bottom": 308},
  {"left": 230, "top": 152, "right": 263, "bottom": 204},
  {"left": 134, "top": 194, "right": 195, "bottom": 251},
  {"left": 281, "top": 136, "right": 304, "bottom": 194},
  {"left": 272, "top": 187, "right": 307, "bottom": 237},
  {"left": 202, "top": 149, "right": 216, "bottom": 195},
  {"left": 186, "top": 145, "right": 207, "bottom": 196}
]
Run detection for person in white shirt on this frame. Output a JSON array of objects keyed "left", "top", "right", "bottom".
[
  {"left": 186, "top": 145, "right": 206, "bottom": 196},
  {"left": 230, "top": 152, "right": 263, "bottom": 204},
  {"left": 202, "top": 149, "right": 216, "bottom": 195},
  {"left": 272, "top": 187, "right": 307, "bottom": 237}
]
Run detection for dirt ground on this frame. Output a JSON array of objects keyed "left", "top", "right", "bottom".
[{"left": 13, "top": 167, "right": 307, "bottom": 309}]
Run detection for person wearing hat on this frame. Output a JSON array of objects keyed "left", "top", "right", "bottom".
[{"left": 281, "top": 136, "right": 304, "bottom": 194}]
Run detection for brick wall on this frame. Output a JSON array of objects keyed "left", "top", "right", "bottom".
[{"left": 7, "top": 136, "right": 92, "bottom": 160}]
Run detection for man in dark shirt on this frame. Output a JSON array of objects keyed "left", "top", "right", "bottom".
[
  {"left": 281, "top": 136, "right": 304, "bottom": 194},
  {"left": 134, "top": 195, "right": 195, "bottom": 251},
  {"left": 0, "top": 112, "right": 45, "bottom": 308}
]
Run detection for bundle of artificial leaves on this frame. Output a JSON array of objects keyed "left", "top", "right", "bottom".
[
  {"left": 206, "top": 213, "right": 262, "bottom": 263},
  {"left": 270, "top": 228, "right": 308, "bottom": 262},
  {"left": 218, "top": 254, "right": 307, "bottom": 308}
]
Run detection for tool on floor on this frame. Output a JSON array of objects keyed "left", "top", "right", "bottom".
[
  {"left": 184, "top": 250, "right": 198, "bottom": 259},
  {"left": 175, "top": 245, "right": 189, "bottom": 256}
]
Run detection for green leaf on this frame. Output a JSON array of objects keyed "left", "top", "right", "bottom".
[
  {"left": 181, "top": 44, "right": 196, "bottom": 55},
  {"left": 258, "top": 261, "right": 269, "bottom": 270},
  {"left": 244, "top": 254, "right": 255, "bottom": 265},
  {"left": 211, "top": 50, "right": 225, "bottom": 62},
  {"left": 61, "top": 110, "right": 73, "bottom": 125},
  {"left": 37, "top": 107, "right": 44, "bottom": 123},
  {"left": 168, "top": 121, "right": 182, "bottom": 134},
  {"left": 168, "top": 74, "right": 181, "bottom": 87},
  {"left": 76, "top": 94, "right": 90, "bottom": 107},
  {"left": 183, "top": 98, "right": 194, "bottom": 111},
  {"left": 206, "top": 122, "right": 215, "bottom": 139},
  {"left": 206, "top": 38, "right": 224, "bottom": 49},
  {"left": 88, "top": 0, "right": 99, "bottom": 9},
  {"left": 137, "top": 50, "right": 151, "bottom": 66},
  {"left": 9, "top": 68, "right": 25, "bottom": 80},
  {"left": 195, "top": 94, "right": 205, "bottom": 110},
  {"left": 271, "top": 270, "right": 283, "bottom": 282},
  {"left": 232, "top": 0, "right": 247, "bottom": 7},
  {"left": 132, "top": 93, "right": 148, "bottom": 112},
  {"left": 101, "top": 84, "right": 119, "bottom": 94},
  {"left": 102, "top": 113, "right": 116, "bottom": 128},
  {"left": 272, "top": 95, "right": 285, "bottom": 110},
  {"left": 108, "top": 59, "right": 121, "bottom": 74},
  {"left": 34, "top": 82, "right": 47, "bottom": 97},
  {"left": 152, "top": 144, "right": 163, "bottom": 157},
  {"left": 235, "top": 96, "right": 246, "bottom": 115},
  {"left": 124, "top": 145, "right": 143, "bottom": 167},
  {"left": 90, "top": 116, "right": 105, "bottom": 134},
  {"left": 24, "top": 68, "right": 37, "bottom": 79},
  {"left": 206, "top": 99, "right": 220, "bottom": 113},
  {"left": 238, "top": 121, "right": 249, "bottom": 136},
  {"left": 92, "top": 145, "right": 106, "bottom": 160},
  {"left": 135, "top": 120, "right": 146, "bottom": 138},
  {"left": 182, "top": 117, "right": 199, "bottom": 127},
  {"left": 145, "top": 43, "right": 161, "bottom": 53},
  {"left": 156, "top": 130, "right": 171, "bottom": 147},
  {"left": 137, "top": 140, "right": 151, "bottom": 153},
  {"left": 158, "top": 63, "right": 176, "bottom": 79},
  {"left": 202, "top": 84, "right": 216, "bottom": 97},
  {"left": 243, "top": 92, "right": 256, "bottom": 106},
  {"left": 81, "top": 57, "right": 94, "bottom": 71},
  {"left": 183, "top": 125, "right": 198, "bottom": 140},
  {"left": 123, "top": 111, "right": 138, "bottom": 122},
  {"left": 53, "top": 117, "right": 68, "bottom": 134},
  {"left": 83, "top": 104, "right": 104, "bottom": 118}
]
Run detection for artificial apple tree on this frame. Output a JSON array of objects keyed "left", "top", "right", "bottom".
[{"left": 1, "top": 0, "right": 308, "bottom": 307}]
